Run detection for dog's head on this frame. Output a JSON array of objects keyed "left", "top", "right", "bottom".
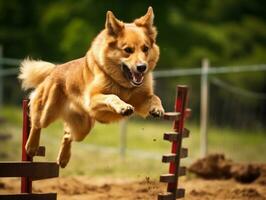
[{"left": 97, "top": 7, "right": 159, "bottom": 88}]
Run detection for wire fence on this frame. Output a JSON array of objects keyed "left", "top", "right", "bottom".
[{"left": 0, "top": 56, "right": 266, "bottom": 160}]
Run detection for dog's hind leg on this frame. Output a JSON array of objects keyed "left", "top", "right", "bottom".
[
  {"left": 57, "top": 108, "right": 94, "bottom": 168},
  {"left": 26, "top": 82, "right": 64, "bottom": 157},
  {"left": 57, "top": 129, "right": 72, "bottom": 168}
]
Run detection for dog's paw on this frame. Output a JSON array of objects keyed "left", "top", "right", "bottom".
[
  {"left": 117, "top": 104, "right": 134, "bottom": 116},
  {"left": 25, "top": 143, "right": 38, "bottom": 157},
  {"left": 57, "top": 153, "right": 71, "bottom": 168},
  {"left": 57, "top": 158, "right": 70, "bottom": 168},
  {"left": 149, "top": 107, "right": 164, "bottom": 118}
]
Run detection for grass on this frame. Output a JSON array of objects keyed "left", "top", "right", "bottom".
[{"left": 0, "top": 105, "right": 266, "bottom": 178}]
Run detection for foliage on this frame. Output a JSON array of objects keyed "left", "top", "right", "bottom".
[
  {"left": 0, "top": 0, "right": 265, "bottom": 65},
  {"left": 0, "top": 0, "right": 265, "bottom": 127}
]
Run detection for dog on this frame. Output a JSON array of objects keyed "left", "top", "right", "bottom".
[{"left": 18, "top": 7, "right": 164, "bottom": 168}]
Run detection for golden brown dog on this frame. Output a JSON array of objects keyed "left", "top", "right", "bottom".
[{"left": 18, "top": 7, "right": 164, "bottom": 168}]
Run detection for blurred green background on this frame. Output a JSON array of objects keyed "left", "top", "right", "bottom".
[
  {"left": 1, "top": 0, "right": 266, "bottom": 65},
  {"left": 0, "top": 0, "right": 266, "bottom": 178}
]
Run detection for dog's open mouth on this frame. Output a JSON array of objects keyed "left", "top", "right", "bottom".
[{"left": 122, "top": 63, "right": 144, "bottom": 86}]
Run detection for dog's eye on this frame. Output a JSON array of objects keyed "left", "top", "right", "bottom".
[
  {"left": 142, "top": 46, "right": 149, "bottom": 53},
  {"left": 124, "top": 47, "right": 134, "bottom": 54}
]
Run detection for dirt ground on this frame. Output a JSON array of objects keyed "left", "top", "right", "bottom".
[
  {"left": 1, "top": 154, "right": 266, "bottom": 200},
  {"left": 0, "top": 176, "right": 266, "bottom": 200}
]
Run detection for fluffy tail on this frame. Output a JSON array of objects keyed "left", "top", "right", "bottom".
[{"left": 18, "top": 58, "right": 56, "bottom": 90}]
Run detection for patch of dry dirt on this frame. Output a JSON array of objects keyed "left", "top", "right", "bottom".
[
  {"left": 1, "top": 154, "right": 266, "bottom": 199},
  {"left": 0, "top": 176, "right": 266, "bottom": 200}
]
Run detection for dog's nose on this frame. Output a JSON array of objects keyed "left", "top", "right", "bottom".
[{"left": 136, "top": 64, "right": 147, "bottom": 73}]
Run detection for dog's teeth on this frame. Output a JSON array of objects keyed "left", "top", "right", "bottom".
[{"left": 132, "top": 72, "right": 144, "bottom": 84}]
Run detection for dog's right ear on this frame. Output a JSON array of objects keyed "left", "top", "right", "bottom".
[{"left": 105, "top": 11, "right": 124, "bottom": 36}]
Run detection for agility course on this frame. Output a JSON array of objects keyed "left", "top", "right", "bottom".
[
  {"left": 1, "top": 85, "right": 266, "bottom": 200},
  {"left": 0, "top": 85, "right": 191, "bottom": 200},
  {"left": 0, "top": 100, "right": 59, "bottom": 200}
]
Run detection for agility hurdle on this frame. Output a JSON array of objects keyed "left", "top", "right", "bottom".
[
  {"left": 158, "top": 85, "right": 190, "bottom": 200},
  {"left": 0, "top": 100, "right": 59, "bottom": 200}
]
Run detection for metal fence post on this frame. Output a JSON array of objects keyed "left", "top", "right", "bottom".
[
  {"left": 119, "top": 118, "right": 128, "bottom": 159},
  {"left": 200, "top": 58, "right": 209, "bottom": 157},
  {"left": 0, "top": 45, "right": 3, "bottom": 107}
]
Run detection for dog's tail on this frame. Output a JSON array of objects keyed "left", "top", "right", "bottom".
[{"left": 18, "top": 58, "right": 56, "bottom": 90}]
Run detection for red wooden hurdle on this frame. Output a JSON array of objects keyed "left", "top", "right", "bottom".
[
  {"left": 0, "top": 99, "right": 59, "bottom": 200},
  {"left": 158, "top": 85, "right": 190, "bottom": 200}
]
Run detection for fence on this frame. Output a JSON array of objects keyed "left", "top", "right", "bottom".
[{"left": 0, "top": 52, "right": 266, "bottom": 159}]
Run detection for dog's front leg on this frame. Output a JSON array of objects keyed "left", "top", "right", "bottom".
[
  {"left": 89, "top": 94, "right": 134, "bottom": 117},
  {"left": 136, "top": 94, "right": 164, "bottom": 118}
]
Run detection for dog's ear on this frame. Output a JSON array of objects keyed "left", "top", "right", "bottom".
[
  {"left": 134, "top": 6, "right": 154, "bottom": 28},
  {"left": 134, "top": 7, "right": 157, "bottom": 42},
  {"left": 105, "top": 11, "right": 124, "bottom": 36}
]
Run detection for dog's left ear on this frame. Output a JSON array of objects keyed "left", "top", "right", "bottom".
[
  {"left": 134, "top": 6, "right": 154, "bottom": 28},
  {"left": 134, "top": 7, "right": 157, "bottom": 42}
]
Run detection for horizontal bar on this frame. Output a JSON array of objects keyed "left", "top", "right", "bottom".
[
  {"left": 178, "top": 167, "right": 186, "bottom": 176},
  {"left": 153, "top": 64, "right": 266, "bottom": 78},
  {"left": 182, "top": 128, "right": 190, "bottom": 138},
  {"left": 162, "top": 153, "right": 176, "bottom": 163},
  {"left": 0, "top": 162, "right": 59, "bottom": 179},
  {"left": 160, "top": 174, "right": 176, "bottom": 183},
  {"left": 180, "top": 148, "right": 188, "bottom": 158},
  {"left": 0, "top": 68, "right": 18, "bottom": 76},
  {"left": 0, "top": 193, "right": 57, "bottom": 200},
  {"left": 164, "top": 130, "right": 189, "bottom": 141},
  {"left": 158, "top": 192, "right": 175, "bottom": 200},
  {"left": 35, "top": 146, "right": 45, "bottom": 157},
  {"left": 185, "top": 108, "right": 192, "bottom": 118},
  {"left": 163, "top": 112, "right": 180, "bottom": 120},
  {"left": 163, "top": 132, "right": 182, "bottom": 142},
  {"left": 176, "top": 188, "right": 185, "bottom": 198}
]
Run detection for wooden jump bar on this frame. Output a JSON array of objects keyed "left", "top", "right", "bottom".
[
  {"left": 158, "top": 188, "right": 185, "bottom": 200},
  {"left": 163, "top": 112, "right": 180, "bottom": 120},
  {"left": 0, "top": 161, "right": 59, "bottom": 180},
  {"left": 163, "top": 129, "right": 189, "bottom": 142},
  {"left": 161, "top": 149, "right": 188, "bottom": 163},
  {"left": 162, "top": 153, "right": 176, "bottom": 163},
  {"left": 0, "top": 193, "right": 57, "bottom": 200},
  {"left": 160, "top": 174, "right": 176, "bottom": 183}
]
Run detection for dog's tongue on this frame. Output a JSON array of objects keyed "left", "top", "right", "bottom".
[{"left": 132, "top": 72, "right": 143, "bottom": 83}]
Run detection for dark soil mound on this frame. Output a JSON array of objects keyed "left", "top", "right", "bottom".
[
  {"left": 189, "top": 154, "right": 266, "bottom": 184},
  {"left": 231, "top": 164, "right": 260, "bottom": 183},
  {"left": 188, "top": 154, "right": 233, "bottom": 179},
  {"left": 255, "top": 164, "right": 266, "bottom": 186}
]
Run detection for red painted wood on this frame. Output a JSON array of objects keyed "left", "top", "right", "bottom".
[
  {"left": 167, "top": 86, "right": 188, "bottom": 195},
  {"left": 21, "top": 99, "right": 32, "bottom": 193}
]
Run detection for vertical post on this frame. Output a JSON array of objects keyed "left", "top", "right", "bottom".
[
  {"left": 119, "top": 118, "right": 128, "bottom": 159},
  {"left": 200, "top": 58, "right": 209, "bottom": 158},
  {"left": 0, "top": 45, "right": 3, "bottom": 107},
  {"left": 167, "top": 85, "right": 188, "bottom": 196},
  {"left": 21, "top": 99, "right": 32, "bottom": 193}
]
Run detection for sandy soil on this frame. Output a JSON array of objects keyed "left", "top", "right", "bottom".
[
  {"left": 0, "top": 176, "right": 265, "bottom": 200},
  {"left": 1, "top": 154, "right": 266, "bottom": 200}
]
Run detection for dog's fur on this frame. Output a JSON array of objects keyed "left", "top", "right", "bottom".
[{"left": 18, "top": 7, "right": 164, "bottom": 168}]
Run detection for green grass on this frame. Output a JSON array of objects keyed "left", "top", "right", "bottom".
[{"left": 0, "top": 106, "right": 266, "bottom": 178}]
